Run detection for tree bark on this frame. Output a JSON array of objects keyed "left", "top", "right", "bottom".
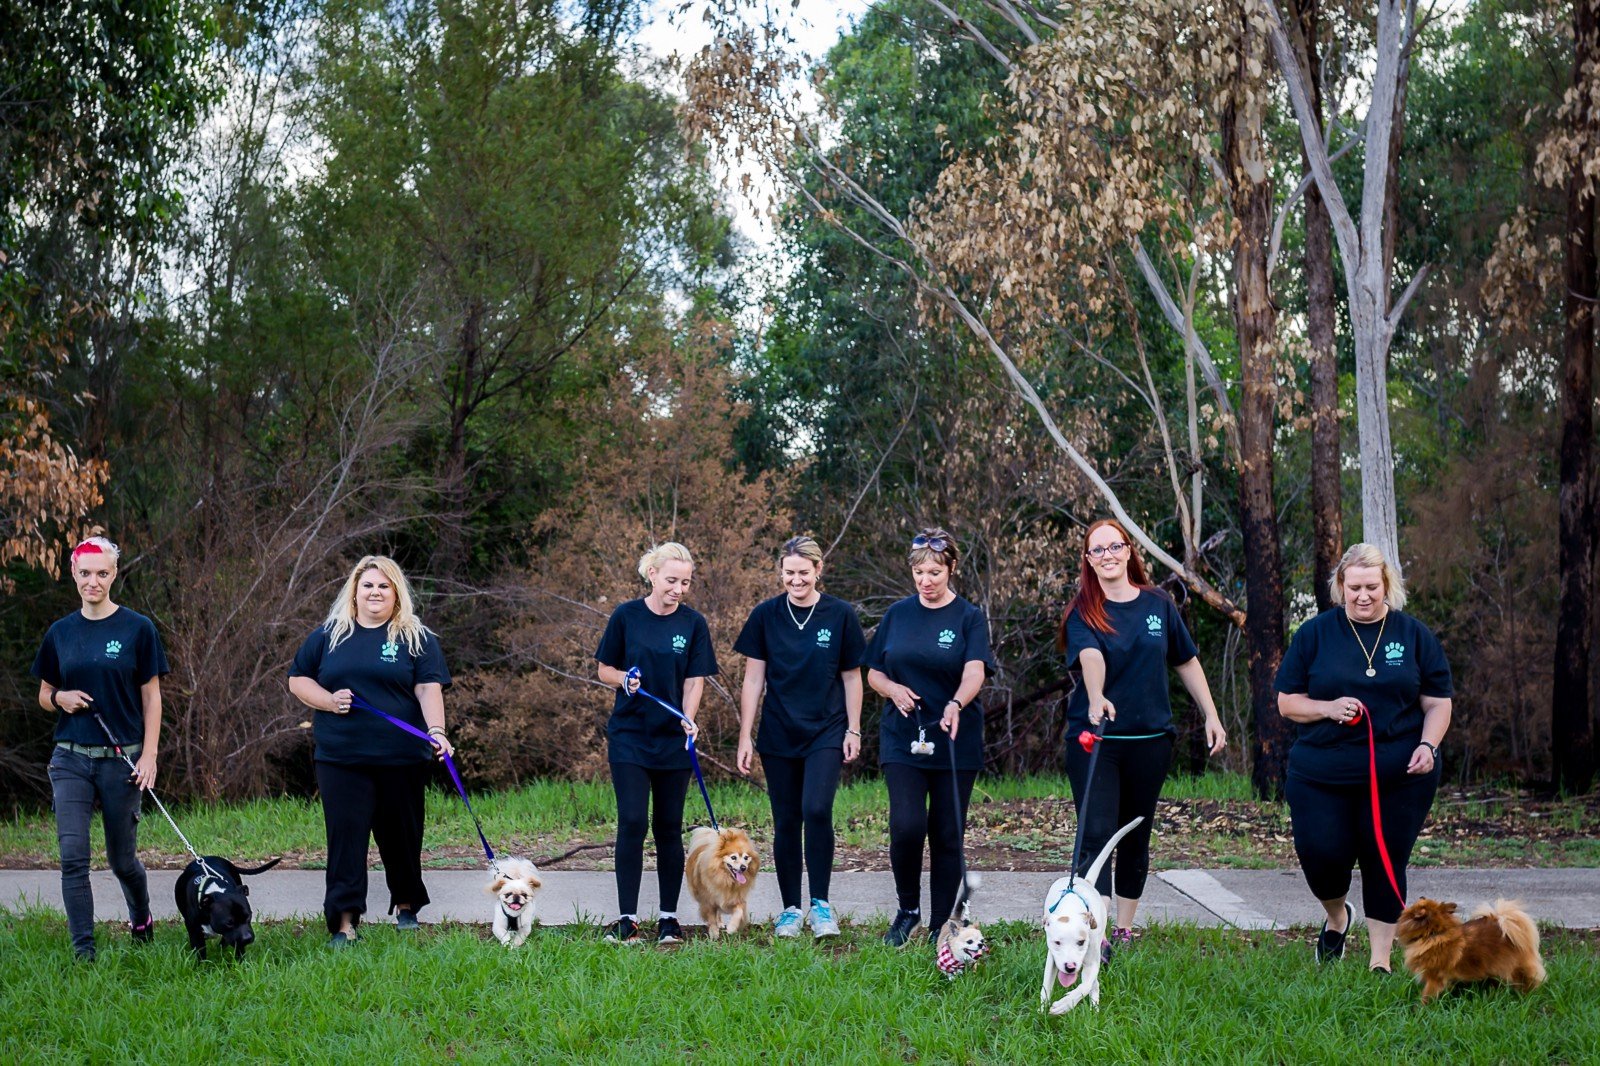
[
  {"left": 1292, "top": 0, "right": 1344, "bottom": 611},
  {"left": 1225, "top": 28, "right": 1291, "bottom": 799},
  {"left": 1554, "top": 0, "right": 1599, "bottom": 795},
  {"left": 434, "top": 297, "right": 484, "bottom": 578}
]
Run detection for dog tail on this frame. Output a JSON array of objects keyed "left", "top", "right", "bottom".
[
  {"left": 1476, "top": 899, "right": 1545, "bottom": 985},
  {"left": 1080, "top": 816, "right": 1143, "bottom": 895},
  {"left": 235, "top": 856, "right": 283, "bottom": 876}
]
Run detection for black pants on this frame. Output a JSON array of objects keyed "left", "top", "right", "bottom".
[
  {"left": 1065, "top": 733, "right": 1173, "bottom": 900},
  {"left": 763, "top": 748, "right": 844, "bottom": 908},
  {"left": 316, "top": 761, "right": 431, "bottom": 934},
  {"left": 883, "top": 762, "right": 976, "bottom": 930},
  {"left": 1286, "top": 767, "right": 1439, "bottom": 924},
  {"left": 611, "top": 762, "right": 691, "bottom": 916}
]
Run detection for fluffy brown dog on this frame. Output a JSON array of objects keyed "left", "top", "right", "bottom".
[
  {"left": 1396, "top": 898, "right": 1546, "bottom": 1002},
  {"left": 685, "top": 825, "right": 760, "bottom": 940}
]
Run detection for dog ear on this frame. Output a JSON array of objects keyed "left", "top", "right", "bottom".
[
  {"left": 1086, "top": 913, "right": 1098, "bottom": 930},
  {"left": 487, "top": 877, "right": 506, "bottom": 896},
  {"left": 1443, "top": 902, "right": 1458, "bottom": 914},
  {"left": 240, "top": 885, "right": 250, "bottom": 896}
]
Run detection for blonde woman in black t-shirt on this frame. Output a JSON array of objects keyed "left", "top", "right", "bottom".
[{"left": 288, "top": 555, "right": 453, "bottom": 947}]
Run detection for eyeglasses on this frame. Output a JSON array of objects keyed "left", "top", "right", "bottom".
[
  {"left": 1085, "top": 541, "right": 1130, "bottom": 559},
  {"left": 911, "top": 534, "right": 950, "bottom": 553}
]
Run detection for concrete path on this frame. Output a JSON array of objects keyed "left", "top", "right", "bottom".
[{"left": 3, "top": 867, "right": 1597, "bottom": 929}]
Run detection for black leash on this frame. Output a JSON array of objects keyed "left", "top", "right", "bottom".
[
  {"left": 1066, "top": 717, "right": 1109, "bottom": 891},
  {"left": 944, "top": 705, "right": 974, "bottom": 923}
]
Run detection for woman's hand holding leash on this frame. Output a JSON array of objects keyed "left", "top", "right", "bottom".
[
  {"left": 940, "top": 701, "right": 961, "bottom": 740},
  {"left": 1087, "top": 696, "right": 1116, "bottom": 726},
  {"left": 132, "top": 750, "right": 158, "bottom": 791},
  {"left": 327, "top": 688, "right": 354, "bottom": 715},
  {"left": 1327, "top": 697, "right": 1363, "bottom": 725},
  {"left": 892, "top": 683, "right": 921, "bottom": 716}
]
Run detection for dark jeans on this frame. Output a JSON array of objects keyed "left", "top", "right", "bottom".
[
  {"left": 611, "top": 762, "right": 691, "bottom": 916},
  {"left": 763, "top": 748, "right": 844, "bottom": 908},
  {"left": 1065, "top": 733, "right": 1174, "bottom": 900},
  {"left": 316, "top": 761, "right": 431, "bottom": 934},
  {"left": 49, "top": 747, "right": 150, "bottom": 956},
  {"left": 1286, "top": 766, "right": 1439, "bottom": 924},
  {"left": 883, "top": 762, "right": 977, "bottom": 930}
]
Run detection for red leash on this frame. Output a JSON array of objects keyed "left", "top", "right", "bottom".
[{"left": 1349, "top": 701, "right": 1405, "bottom": 909}]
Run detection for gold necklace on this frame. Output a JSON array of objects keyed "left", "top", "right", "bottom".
[{"left": 1346, "top": 609, "right": 1387, "bottom": 677}]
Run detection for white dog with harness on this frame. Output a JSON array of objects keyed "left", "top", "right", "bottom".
[{"left": 1040, "top": 816, "right": 1144, "bottom": 1015}]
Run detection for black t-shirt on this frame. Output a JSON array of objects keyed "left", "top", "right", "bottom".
[
  {"left": 289, "top": 622, "right": 452, "bottom": 766},
  {"left": 863, "top": 595, "right": 994, "bottom": 771},
  {"left": 733, "top": 593, "right": 867, "bottom": 758},
  {"left": 1063, "top": 589, "right": 1198, "bottom": 737},
  {"left": 32, "top": 607, "right": 170, "bottom": 747},
  {"left": 594, "top": 598, "right": 719, "bottom": 769},
  {"left": 1274, "top": 607, "right": 1453, "bottom": 785}
]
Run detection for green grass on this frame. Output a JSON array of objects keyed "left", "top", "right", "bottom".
[{"left": 1, "top": 911, "right": 1594, "bottom": 1064}]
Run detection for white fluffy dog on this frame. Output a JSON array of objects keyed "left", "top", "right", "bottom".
[
  {"left": 486, "top": 858, "right": 543, "bottom": 948},
  {"left": 1040, "top": 816, "right": 1144, "bottom": 1015}
]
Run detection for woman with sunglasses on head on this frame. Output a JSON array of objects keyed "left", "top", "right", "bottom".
[
  {"left": 1061, "top": 519, "right": 1225, "bottom": 960},
  {"left": 735, "top": 535, "right": 866, "bottom": 940},
  {"left": 865, "top": 528, "right": 995, "bottom": 948},
  {"left": 32, "top": 536, "right": 170, "bottom": 961}
]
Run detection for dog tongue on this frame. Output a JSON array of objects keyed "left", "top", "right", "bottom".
[
  {"left": 1057, "top": 969, "right": 1079, "bottom": 989},
  {"left": 733, "top": 870, "right": 747, "bottom": 885}
]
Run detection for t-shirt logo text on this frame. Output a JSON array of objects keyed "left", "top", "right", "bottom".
[
  {"left": 672, "top": 634, "right": 688, "bottom": 654},
  {"left": 380, "top": 640, "right": 400, "bottom": 664},
  {"left": 816, "top": 628, "right": 833, "bottom": 647},
  {"left": 937, "top": 629, "right": 956, "bottom": 649},
  {"left": 104, "top": 640, "right": 123, "bottom": 660}
]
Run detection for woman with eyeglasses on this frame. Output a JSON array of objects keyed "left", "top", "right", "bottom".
[
  {"left": 734, "top": 535, "right": 866, "bottom": 940},
  {"left": 865, "top": 527, "right": 995, "bottom": 948},
  {"left": 1060, "top": 518, "right": 1225, "bottom": 960}
]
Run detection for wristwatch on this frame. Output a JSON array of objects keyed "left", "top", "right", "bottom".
[
  {"left": 1419, "top": 740, "right": 1439, "bottom": 760},
  {"left": 50, "top": 688, "right": 63, "bottom": 711},
  {"left": 946, "top": 698, "right": 963, "bottom": 711}
]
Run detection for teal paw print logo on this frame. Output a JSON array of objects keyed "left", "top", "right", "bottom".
[
  {"left": 816, "top": 627, "right": 833, "bottom": 647},
  {"left": 104, "top": 640, "right": 123, "bottom": 659},
  {"left": 937, "top": 629, "right": 956, "bottom": 649},
  {"left": 1384, "top": 642, "right": 1404, "bottom": 663},
  {"left": 380, "top": 640, "right": 399, "bottom": 663},
  {"left": 672, "top": 634, "right": 688, "bottom": 654},
  {"left": 1146, "top": 614, "right": 1163, "bottom": 633}
]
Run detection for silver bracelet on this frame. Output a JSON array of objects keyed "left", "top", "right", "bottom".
[{"left": 427, "top": 726, "right": 448, "bottom": 738}]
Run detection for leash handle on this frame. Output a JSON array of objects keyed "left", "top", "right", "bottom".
[
  {"left": 1067, "top": 717, "right": 1108, "bottom": 889},
  {"left": 348, "top": 694, "right": 497, "bottom": 866},
  {"left": 625, "top": 667, "right": 719, "bottom": 830}
]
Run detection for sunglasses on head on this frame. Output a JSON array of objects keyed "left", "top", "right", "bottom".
[{"left": 911, "top": 534, "right": 950, "bottom": 553}]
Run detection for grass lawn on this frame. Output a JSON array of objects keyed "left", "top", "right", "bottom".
[
  {"left": 3, "top": 772, "right": 1596, "bottom": 872},
  {"left": 0, "top": 912, "right": 1594, "bottom": 1064}
]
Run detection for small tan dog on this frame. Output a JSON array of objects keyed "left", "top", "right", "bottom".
[
  {"left": 486, "top": 858, "right": 543, "bottom": 948},
  {"left": 1396, "top": 897, "right": 1546, "bottom": 1002},
  {"left": 685, "top": 825, "right": 760, "bottom": 940}
]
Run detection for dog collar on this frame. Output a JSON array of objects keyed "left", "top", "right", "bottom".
[{"left": 1048, "top": 883, "right": 1096, "bottom": 915}]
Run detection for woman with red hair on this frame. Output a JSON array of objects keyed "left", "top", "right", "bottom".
[{"left": 1060, "top": 519, "right": 1225, "bottom": 959}]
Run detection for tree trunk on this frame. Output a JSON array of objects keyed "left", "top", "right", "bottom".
[
  {"left": 434, "top": 297, "right": 484, "bottom": 578},
  {"left": 1294, "top": 0, "right": 1344, "bottom": 611},
  {"left": 1553, "top": 0, "right": 1599, "bottom": 795},
  {"left": 1225, "top": 31, "right": 1291, "bottom": 799}
]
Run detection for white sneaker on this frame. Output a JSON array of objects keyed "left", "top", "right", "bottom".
[
  {"left": 774, "top": 907, "right": 803, "bottom": 938},
  {"left": 808, "top": 898, "right": 840, "bottom": 938}
]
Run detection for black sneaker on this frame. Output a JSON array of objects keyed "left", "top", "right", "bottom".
[
  {"left": 130, "top": 916, "right": 155, "bottom": 944},
  {"left": 1316, "top": 903, "right": 1354, "bottom": 963},
  {"left": 604, "top": 917, "right": 641, "bottom": 944},
  {"left": 657, "top": 917, "right": 684, "bottom": 944},
  {"left": 883, "top": 909, "right": 921, "bottom": 947}
]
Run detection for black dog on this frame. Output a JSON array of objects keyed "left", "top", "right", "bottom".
[{"left": 173, "top": 855, "right": 282, "bottom": 959}]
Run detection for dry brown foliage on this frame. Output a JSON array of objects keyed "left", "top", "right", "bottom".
[
  {"left": 454, "top": 321, "right": 795, "bottom": 784},
  {"left": 0, "top": 392, "right": 107, "bottom": 590}
]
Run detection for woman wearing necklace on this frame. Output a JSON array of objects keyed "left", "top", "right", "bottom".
[
  {"left": 865, "top": 527, "right": 995, "bottom": 948},
  {"left": 1061, "top": 519, "right": 1226, "bottom": 961},
  {"left": 1276, "top": 542, "right": 1453, "bottom": 973},
  {"left": 735, "top": 535, "right": 866, "bottom": 939}
]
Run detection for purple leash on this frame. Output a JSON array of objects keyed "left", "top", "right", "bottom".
[
  {"left": 348, "top": 694, "right": 497, "bottom": 867},
  {"left": 625, "top": 667, "right": 719, "bottom": 830}
]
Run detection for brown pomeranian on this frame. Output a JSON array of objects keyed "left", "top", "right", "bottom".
[
  {"left": 685, "top": 825, "right": 760, "bottom": 940},
  {"left": 1396, "top": 898, "right": 1546, "bottom": 1002}
]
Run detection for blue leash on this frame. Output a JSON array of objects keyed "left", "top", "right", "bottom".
[
  {"left": 625, "top": 667, "right": 719, "bottom": 830},
  {"left": 348, "top": 694, "right": 498, "bottom": 868}
]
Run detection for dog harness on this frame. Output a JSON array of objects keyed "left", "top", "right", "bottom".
[
  {"left": 937, "top": 940, "right": 966, "bottom": 978},
  {"left": 1048, "top": 883, "right": 1096, "bottom": 916}
]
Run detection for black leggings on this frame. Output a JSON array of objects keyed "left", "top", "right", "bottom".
[
  {"left": 316, "top": 761, "right": 431, "bottom": 934},
  {"left": 763, "top": 748, "right": 844, "bottom": 908},
  {"left": 1285, "top": 768, "right": 1439, "bottom": 924},
  {"left": 611, "top": 762, "right": 691, "bottom": 916},
  {"left": 883, "top": 762, "right": 976, "bottom": 929},
  {"left": 1065, "top": 733, "right": 1173, "bottom": 900}
]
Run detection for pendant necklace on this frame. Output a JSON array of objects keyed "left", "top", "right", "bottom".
[
  {"left": 786, "top": 596, "right": 818, "bottom": 631},
  {"left": 1346, "top": 610, "right": 1386, "bottom": 677}
]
